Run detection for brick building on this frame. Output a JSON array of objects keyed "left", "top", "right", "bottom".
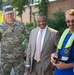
[
  {"left": 16, "top": 0, "right": 74, "bottom": 23},
  {"left": 1, "top": 0, "right": 74, "bottom": 23}
]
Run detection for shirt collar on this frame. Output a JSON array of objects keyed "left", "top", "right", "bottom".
[{"left": 39, "top": 25, "right": 48, "bottom": 31}]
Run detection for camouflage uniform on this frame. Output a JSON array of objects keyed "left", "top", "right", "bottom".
[{"left": 0, "top": 20, "right": 29, "bottom": 75}]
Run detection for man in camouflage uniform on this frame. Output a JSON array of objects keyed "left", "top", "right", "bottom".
[{"left": 0, "top": 5, "right": 29, "bottom": 75}]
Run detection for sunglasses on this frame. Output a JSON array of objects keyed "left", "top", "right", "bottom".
[{"left": 65, "top": 19, "right": 74, "bottom": 23}]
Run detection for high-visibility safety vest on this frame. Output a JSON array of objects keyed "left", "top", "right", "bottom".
[
  {"left": 0, "top": 11, "right": 5, "bottom": 23},
  {"left": 57, "top": 28, "right": 74, "bottom": 62},
  {"left": 57, "top": 28, "right": 74, "bottom": 49}
]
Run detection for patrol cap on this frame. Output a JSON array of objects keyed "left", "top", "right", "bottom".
[{"left": 3, "top": 5, "right": 14, "bottom": 14}]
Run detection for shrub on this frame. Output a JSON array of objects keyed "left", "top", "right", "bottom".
[{"left": 48, "top": 10, "right": 67, "bottom": 35}]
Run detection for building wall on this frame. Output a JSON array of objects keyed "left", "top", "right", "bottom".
[
  {"left": 48, "top": 0, "right": 74, "bottom": 17},
  {"left": 22, "top": 6, "right": 38, "bottom": 23},
  {"left": 16, "top": 0, "right": 74, "bottom": 23},
  {"left": 22, "top": 7, "right": 30, "bottom": 23}
]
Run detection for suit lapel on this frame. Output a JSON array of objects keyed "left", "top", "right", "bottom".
[
  {"left": 33, "top": 28, "right": 39, "bottom": 53},
  {"left": 42, "top": 27, "right": 50, "bottom": 51}
]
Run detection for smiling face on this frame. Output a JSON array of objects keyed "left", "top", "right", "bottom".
[
  {"left": 65, "top": 14, "right": 74, "bottom": 33},
  {"left": 37, "top": 15, "right": 47, "bottom": 29},
  {"left": 4, "top": 13, "right": 14, "bottom": 24},
  {"left": 65, "top": 9, "right": 74, "bottom": 33}
]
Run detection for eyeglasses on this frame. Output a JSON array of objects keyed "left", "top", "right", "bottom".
[{"left": 65, "top": 19, "right": 74, "bottom": 23}]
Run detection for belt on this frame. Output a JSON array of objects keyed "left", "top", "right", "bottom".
[{"left": 33, "top": 59, "right": 41, "bottom": 63}]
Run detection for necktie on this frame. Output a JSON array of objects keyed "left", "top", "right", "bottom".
[{"left": 36, "top": 29, "right": 42, "bottom": 62}]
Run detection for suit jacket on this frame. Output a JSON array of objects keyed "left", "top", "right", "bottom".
[{"left": 26, "top": 26, "right": 60, "bottom": 71}]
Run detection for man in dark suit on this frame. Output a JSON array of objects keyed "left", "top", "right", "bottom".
[{"left": 25, "top": 14, "right": 60, "bottom": 75}]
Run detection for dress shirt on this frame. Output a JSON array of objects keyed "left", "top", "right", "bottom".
[{"left": 34, "top": 26, "right": 48, "bottom": 60}]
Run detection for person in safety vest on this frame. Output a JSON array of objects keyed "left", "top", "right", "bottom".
[
  {"left": 0, "top": 11, "right": 5, "bottom": 23},
  {"left": 51, "top": 9, "right": 74, "bottom": 75}
]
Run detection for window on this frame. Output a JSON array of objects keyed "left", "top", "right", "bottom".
[
  {"left": 33, "top": 0, "right": 41, "bottom": 3},
  {"left": 49, "top": 0, "right": 56, "bottom": 2},
  {"left": 28, "top": 0, "right": 41, "bottom": 4}
]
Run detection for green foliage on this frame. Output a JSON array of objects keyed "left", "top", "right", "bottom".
[
  {"left": 22, "top": 22, "right": 37, "bottom": 51},
  {"left": 0, "top": 0, "right": 11, "bottom": 10},
  {"left": 32, "top": 12, "right": 38, "bottom": 26},
  {"left": 22, "top": 34, "right": 28, "bottom": 51},
  {"left": 26, "top": 22, "right": 37, "bottom": 31},
  {"left": 0, "top": 0, "right": 3, "bottom": 10},
  {"left": 48, "top": 10, "right": 67, "bottom": 35},
  {"left": 11, "top": 0, "right": 27, "bottom": 17},
  {"left": 2, "top": 0, "right": 8, "bottom": 2},
  {"left": 35, "top": 0, "right": 48, "bottom": 16},
  {"left": 11, "top": 0, "right": 48, "bottom": 19}
]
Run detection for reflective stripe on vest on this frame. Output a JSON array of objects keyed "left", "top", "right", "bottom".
[{"left": 57, "top": 28, "right": 74, "bottom": 49}]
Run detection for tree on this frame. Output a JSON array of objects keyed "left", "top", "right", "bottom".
[
  {"left": 0, "top": 0, "right": 9, "bottom": 10},
  {"left": 0, "top": 0, "right": 2, "bottom": 10},
  {"left": 35, "top": 0, "right": 49, "bottom": 17},
  {"left": 0, "top": 0, "right": 7, "bottom": 10},
  {"left": 48, "top": 10, "right": 67, "bottom": 35},
  {"left": 11, "top": 0, "right": 27, "bottom": 18}
]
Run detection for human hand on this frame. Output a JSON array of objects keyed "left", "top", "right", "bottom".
[
  {"left": 26, "top": 67, "right": 30, "bottom": 73},
  {"left": 55, "top": 61, "right": 67, "bottom": 69},
  {"left": 51, "top": 53, "right": 58, "bottom": 65},
  {"left": 55, "top": 61, "right": 74, "bottom": 69}
]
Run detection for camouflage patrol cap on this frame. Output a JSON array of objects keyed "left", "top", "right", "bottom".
[{"left": 3, "top": 5, "right": 14, "bottom": 14}]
